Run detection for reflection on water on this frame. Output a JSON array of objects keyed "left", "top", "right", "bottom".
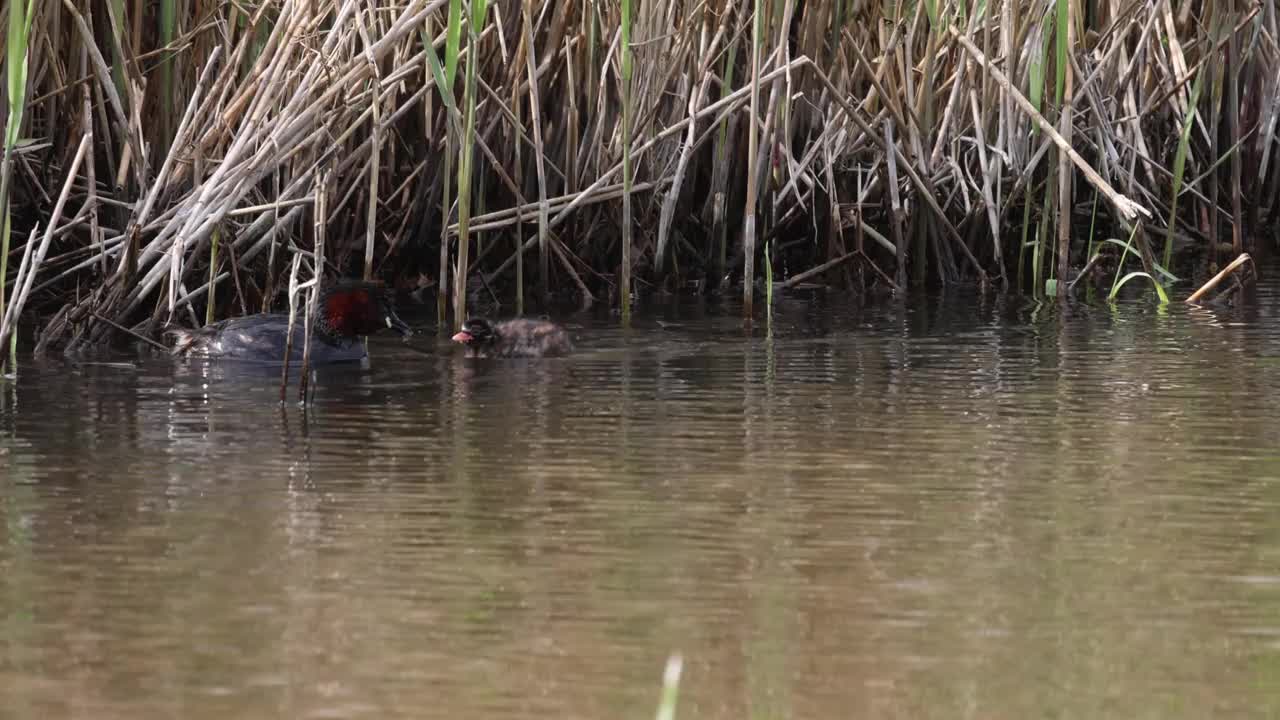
[{"left": 3, "top": 285, "right": 1280, "bottom": 719}]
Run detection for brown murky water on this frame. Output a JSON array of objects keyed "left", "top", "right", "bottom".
[{"left": 3, "top": 286, "right": 1280, "bottom": 719}]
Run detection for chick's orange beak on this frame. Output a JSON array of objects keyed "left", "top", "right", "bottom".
[{"left": 451, "top": 331, "right": 473, "bottom": 343}]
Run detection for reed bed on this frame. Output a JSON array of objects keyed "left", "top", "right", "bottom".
[{"left": 1, "top": 0, "right": 1277, "bottom": 361}]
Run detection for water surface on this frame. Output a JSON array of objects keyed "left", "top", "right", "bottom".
[{"left": 3, "top": 285, "right": 1280, "bottom": 719}]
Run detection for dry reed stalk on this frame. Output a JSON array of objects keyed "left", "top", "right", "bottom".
[
  {"left": 0, "top": 228, "right": 39, "bottom": 369},
  {"left": 511, "top": 73, "right": 525, "bottom": 315},
  {"left": 1227, "top": 34, "right": 1243, "bottom": 256},
  {"left": 708, "top": 2, "right": 742, "bottom": 280},
  {"left": 950, "top": 29, "right": 1149, "bottom": 223},
  {"left": 546, "top": 59, "right": 799, "bottom": 233},
  {"left": 300, "top": 173, "right": 327, "bottom": 404},
  {"left": 0, "top": 134, "right": 90, "bottom": 366},
  {"left": 357, "top": 4, "right": 383, "bottom": 282},
  {"left": 2, "top": 0, "right": 1278, "bottom": 356},
  {"left": 1055, "top": 0, "right": 1075, "bottom": 297},
  {"left": 619, "top": 0, "right": 635, "bottom": 321},
  {"left": 884, "top": 119, "right": 906, "bottom": 289},
  {"left": 77, "top": 46, "right": 103, "bottom": 280},
  {"left": 1186, "top": 252, "right": 1253, "bottom": 303},
  {"left": 61, "top": 0, "right": 148, "bottom": 190},
  {"left": 280, "top": 252, "right": 302, "bottom": 403},
  {"left": 740, "top": 0, "right": 763, "bottom": 316},
  {"left": 522, "top": 0, "right": 550, "bottom": 305}
]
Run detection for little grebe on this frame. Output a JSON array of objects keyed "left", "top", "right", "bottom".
[
  {"left": 451, "top": 317, "right": 572, "bottom": 358},
  {"left": 167, "top": 281, "right": 411, "bottom": 362}
]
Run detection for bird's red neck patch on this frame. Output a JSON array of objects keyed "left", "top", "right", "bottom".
[{"left": 321, "top": 288, "right": 373, "bottom": 336}]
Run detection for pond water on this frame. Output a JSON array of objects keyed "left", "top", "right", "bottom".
[{"left": 3, "top": 280, "right": 1280, "bottom": 719}]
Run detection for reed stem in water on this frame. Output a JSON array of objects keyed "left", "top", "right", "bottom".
[
  {"left": 741, "top": 0, "right": 763, "bottom": 318},
  {"left": 453, "top": 0, "right": 488, "bottom": 331},
  {"left": 620, "top": 0, "right": 634, "bottom": 323},
  {"left": 2, "top": 0, "right": 37, "bottom": 371},
  {"left": 523, "top": 0, "right": 550, "bottom": 309},
  {"left": 206, "top": 226, "right": 219, "bottom": 326}
]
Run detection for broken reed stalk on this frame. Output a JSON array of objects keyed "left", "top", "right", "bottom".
[
  {"left": 1186, "top": 253, "right": 1253, "bottom": 303},
  {"left": 620, "top": 0, "right": 634, "bottom": 322}
]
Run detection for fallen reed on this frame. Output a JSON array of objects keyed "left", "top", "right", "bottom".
[{"left": 2, "top": 0, "right": 1277, "bottom": 355}]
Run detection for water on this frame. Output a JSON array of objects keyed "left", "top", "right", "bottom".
[{"left": 3, "top": 284, "right": 1280, "bottom": 719}]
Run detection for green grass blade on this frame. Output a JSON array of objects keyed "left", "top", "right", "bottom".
[
  {"left": 1099, "top": 237, "right": 1180, "bottom": 283},
  {"left": 4, "top": 0, "right": 35, "bottom": 148},
  {"left": 1054, "top": 0, "right": 1067, "bottom": 106},
  {"left": 452, "top": 1, "right": 488, "bottom": 330},
  {"left": 444, "top": 0, "right": 463, "bottom": 87},
  {"left": 422, "top": 24, "right": 461, "bottom": 329},
  {"left": 1108, "top": 271, "right": 1170, "bottom": 304},
  {"left": 1028, "top": 15, "right": 1048, "bottom": 112},
  {"left": 470, "top": 0, "right": 488, "bottom": 32},
  {"left": 422, "top": 29, "right": 461, "bottom": 127}
]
